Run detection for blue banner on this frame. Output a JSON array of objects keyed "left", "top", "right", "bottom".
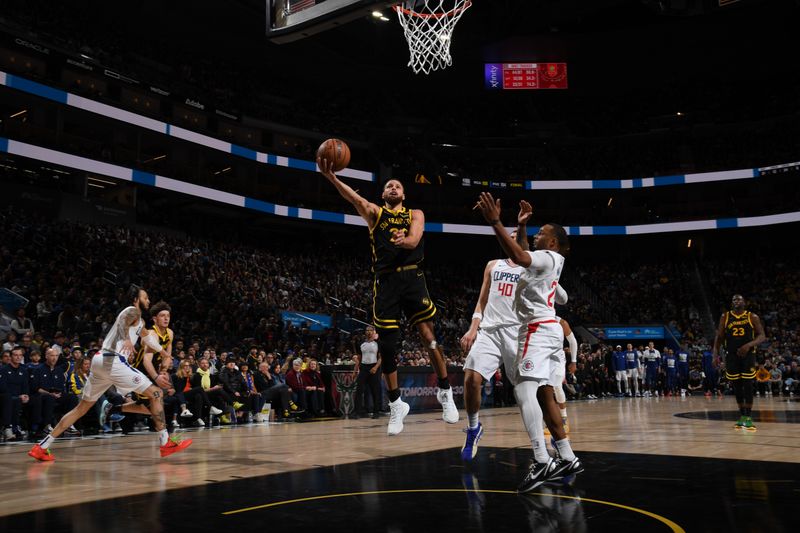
[
  {"left": 588, "top": 326, "right": 665, "bottom": 340},
  {"left": 280, "top": 311, "right": 332, "bottom": 332}
]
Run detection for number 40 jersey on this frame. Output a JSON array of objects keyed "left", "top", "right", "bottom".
[{"left": 482, "top": 259, "right": 525, "bottom": 329}]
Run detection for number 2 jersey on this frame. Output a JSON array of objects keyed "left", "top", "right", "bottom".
[
  {"left": 482, "top": 259, "right": 525, "bottom": 329},
  {"left": 514, "top": 250, "right": 565, "bottom": 324}
]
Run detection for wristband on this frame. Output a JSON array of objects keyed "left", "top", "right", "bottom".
[
  {"left": 472, "top": 312, "right": 483, "bottom": 321},
  {"left": 488, "top": 219, "right": 500, "bottom": 226}
]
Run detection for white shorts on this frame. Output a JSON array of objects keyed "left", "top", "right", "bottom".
[
  {"left": 464, "top": 326, "right": 518, "bottom": 381},
  {"left": 615, "top": 370, "right": 627, "bottom": 381},
  {"left": 513, "top": 319, "right": 562, "bottom": 383},
  {"left": 545, "top": 349, "right": 566, "bottom": 388},
  {"left": 627, "top": 367, "right": 640, "bottom": 380},
  {"left": 82, "top": 353, "right": 152, "bottom": 402}
]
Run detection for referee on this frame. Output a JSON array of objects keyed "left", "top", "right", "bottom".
[{"left": 354, "top": 326, "right": 382, "bottom": 419}]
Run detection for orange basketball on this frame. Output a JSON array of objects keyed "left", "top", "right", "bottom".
[{"left": 317, "top": 138, "right": 351, "bottom": 172}]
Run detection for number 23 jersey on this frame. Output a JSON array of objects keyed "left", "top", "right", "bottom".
[{"left": 724, "top": 310, "right": 755, "bottom": 356}]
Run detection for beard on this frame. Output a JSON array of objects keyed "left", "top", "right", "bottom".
[{"left": 384, "top": 195, "right": 402, "bottom": 208}]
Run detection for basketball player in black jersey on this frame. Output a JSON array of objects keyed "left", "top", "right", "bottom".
[
  {"left": 318, "top": 157, "right": 458, "bottom": 435},
  {"left": 131, "top": 301, "right": 174, "bottom": 390},
  {"left": 712, "top": 294, "right": 765, "bottom": 431}
]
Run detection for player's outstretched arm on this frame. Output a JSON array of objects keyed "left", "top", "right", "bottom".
[
  {"left": 516, "top": 200, "right": 533, "bottom": 251},
  {"left": 318, "top": 156, "right": 380, "bottom": 226},
  {"left": 460, "top": 260, "right": 496, "bottom": 354},
  {"left": 475, "top": 192, "right": 531, "bottom": 267}
]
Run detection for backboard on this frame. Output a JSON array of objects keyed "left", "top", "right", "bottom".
[{"left": 266, "top": 0, "right": 394, "bottom": 43}]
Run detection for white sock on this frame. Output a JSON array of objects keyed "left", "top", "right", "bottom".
[
  {"left": 390, "top": 397, "right": 404, "bottom": 405},
  {"left": 514, "top": 380, "right": 549, "bottom": 463},
  {"left": 467, "top": 412, "right": 480, "bottom": 429},
  {"left": 559, "top": 408, "right": 567, "bottom": 419},
  {"left": 554, "top": 438, "right": 576, "bottom": 461},
  {"left": 39, "top": 434, "right": 54, "bottom": 450},
  {"left": 158, "top": 429, "right": 169, "bottom": 446}
]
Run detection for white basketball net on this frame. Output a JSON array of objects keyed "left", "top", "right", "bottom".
[{"left": 393, "top": 0, "right": 473, "bottom": 75}]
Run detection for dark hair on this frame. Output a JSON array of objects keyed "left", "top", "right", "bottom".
[
  {"left": 149, "top": 300, "right": 171, "bottom": 317},
  {"left": 127, "top": 284, "right": 144, "bottom": 304},
  {"left": 546, "top": 223, "right": 570, "bottom": 256},
  {"left": 382, "top": 178, "right": 404, "bottom": 190}
]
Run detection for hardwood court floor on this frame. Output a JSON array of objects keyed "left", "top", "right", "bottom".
[{"left": 1, "top": 395, "right": 799, "bottom": 532}]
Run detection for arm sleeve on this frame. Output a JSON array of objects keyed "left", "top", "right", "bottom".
[
  {"left": 555, "top": 285, "right": 568, "bottom": 305},
  {"left": 566, "top": 333, "right": 578, "bottom": 363}
]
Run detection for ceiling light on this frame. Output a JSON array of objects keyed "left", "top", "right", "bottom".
[
  {"left": 88, "top": 176, "right": 117, "bottom": 185},
  {"left": 142, "top": 154, "right": 166, "bottom": 164},
  {"left": 379, "top": 16, "right": 390, "bottom": 21},
  {"left": 372, "top": 11, "right": 383, "bottom": 18}
]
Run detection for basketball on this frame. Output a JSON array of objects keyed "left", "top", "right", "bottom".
[{"left": 317, "top": 138, "right": 351, "bottom": 171}]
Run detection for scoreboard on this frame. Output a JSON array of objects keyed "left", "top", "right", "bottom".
[{"left": 484, "top": 63, "right": 568, "bottom": 90}]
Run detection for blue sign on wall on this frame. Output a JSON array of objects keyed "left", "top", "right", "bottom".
[
  {"left": 280, "top": 311, "right": 332, "bottom": 332},
  {"left": 588, "top": 326, "right": 665, "bottom": 340}
]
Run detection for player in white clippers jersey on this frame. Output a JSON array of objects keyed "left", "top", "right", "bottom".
[
  {"left": 475, "top": 193, "right": 582, "bottom": 493},
  {"left": 28, "top": 286, "right": 192, "bottom": 462},
  {"left": 548, "top": 317, "right": 578, "bottom": 437},
  {"left": 460, "top": 220, "right": 527, "bottom": 461}
]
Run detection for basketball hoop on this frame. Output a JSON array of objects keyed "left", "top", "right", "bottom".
[{"left": 393, "top": 0, "right": 473, "bottom": 75}]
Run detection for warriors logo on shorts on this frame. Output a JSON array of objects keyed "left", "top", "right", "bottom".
[
  {"left": 133, "top": 376, "right": 141, "bottom": 384},
  {"left": 422, "top": 297, "right": 430, "bottom": 306},
  {"left": 521, "top": 359, "right": 534, "bottom": 372}
]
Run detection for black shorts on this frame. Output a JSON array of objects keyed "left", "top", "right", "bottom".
[
  {"left": 725, "top": 351, "right": 756, "bottom": 380},
  {"left": 372, "top": 266, "right": 436, "bottom": 330}
]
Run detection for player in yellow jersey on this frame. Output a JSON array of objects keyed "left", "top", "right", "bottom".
[
  {"left": 318, "top": 157, "right": 458, "bottom": 435},
  {"left": 712, "top": 294, "right": 765, "bottom": 431}
]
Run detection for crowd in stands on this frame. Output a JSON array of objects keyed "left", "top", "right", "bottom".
[{"left": 1, "top": 202, "right": 799, "bottom": 441}]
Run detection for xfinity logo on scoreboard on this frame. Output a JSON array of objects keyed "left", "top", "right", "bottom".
[{"left": 484, "top": 63, "right": 568, "bottom": 90}]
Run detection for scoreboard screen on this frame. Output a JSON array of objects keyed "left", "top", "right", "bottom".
[{"left": 484, "top": 63, "right": 568, "bottom": 90}]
